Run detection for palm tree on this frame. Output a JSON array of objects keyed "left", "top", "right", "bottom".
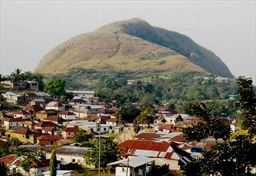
[{"left": 10, "top": 68, "right": 23, "bottom": 84}]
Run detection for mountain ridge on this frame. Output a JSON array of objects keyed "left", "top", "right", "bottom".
[{"left": 35, "top": 18, "right": 233, "bottom": 79}]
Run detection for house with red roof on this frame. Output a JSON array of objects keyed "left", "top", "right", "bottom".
[
  {"left": 36, "top": 134, "right": 60, "bottom": 145},
  {"left": 58, "top": 111, "right": 76, "bottom": 120},
  {"left": 62, "top": 126, "right": 81, "bottom": 139},
  {"left": 118, "top": 140, "right": 191, "bottom": 170},
  {"left": 13, "top": 110, "right": 31, "bottom": 119},
  {"left": 157, "top": 123, "right": 174, "bottom": 133},
  {"left": 35, "top": 121, "right": 59, "bottom": 135},
  {"left": 44, "top": 116, "right": 60, "bottom": 124},
  {"left": 135, "top": 132, "right": 161, "bottom": 141},
  {"left": 9, "top": 128, "right": 38, "bottom": 144},
  {"left": 3, "top": 118, "right": 25, "bottom": 129},
  {"left": 0, "top": 154, "right": 50, "bottom": 176}
]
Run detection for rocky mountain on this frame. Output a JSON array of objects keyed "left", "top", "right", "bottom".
[{"left": 35, "top": 18, "right": 233, "bottom": 82}]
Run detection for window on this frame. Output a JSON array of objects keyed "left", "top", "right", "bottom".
[
  {"left": 72, "top": 159, "right": 75, "bottom": 162},
  {"left": 122, "top": 168, "right": 125, "bottom": 172}
]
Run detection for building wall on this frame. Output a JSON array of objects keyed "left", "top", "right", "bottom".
[
  {"left": 46, "top": 153, "right": 88, "bottom": 167},
  {"left": 36, "top": 113, "right": 48, "bottom": 120},
  {"left": 115, "top": 167, "right": 131, "bottom": 176},
  {"left": 9, "top": 133, "right": 35, "bottom": 144}
]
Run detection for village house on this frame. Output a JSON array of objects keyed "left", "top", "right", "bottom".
[
  {"left": 68, "top": 97, "right": 86, "bottom": 106},
  {"left": 62, "top": 126, "right": 81, "bottom": 139},
  {"left": 3, "top": 118, "right": 25, "bottom": 129},
  {"left": 66, "top": 90, "right": 94, "bottom": 99},
  {"left": 2, "top": 92, "right": 26, "bottom": 104},
  {"left": 157, "top": 123, "right": 173, "bottom": 133},
  {"left": 35, "top": 121, "right": 59, "bottom": 135},
  {"left": 13, "top": 110, "right": 31, "bottom": 119},
  {"left": 45, "top": 101, "right": 64, "bottom": 111},
  {"left": 0, "top": 154, "right": 50, "bottom": 176},
  {"left": 9, "top": 128, "right": 37, "bottom": 144},
  {"left": 44, "top": 145, "right": 89, "bottom": 167},
  {"left": 108, "top": 156, "right": 155, "bottom": 176},
  {"left": 135, "top": 132, "right": 161, "bottom": 141},
  {"left": 36, "top": 134, "right": 60, "bottom": 145},
  {"left": 36, "top": 110, "right": 58, "bottom": 121},
  {"left": 20, "top": 120, "right": 35, "bottom": 129},
  {"left": 44, "top": 116, "right": 60, "bottom": 125},
  {"left": 25, "top": 103, "right": 44, "bottom": 115},
  {"left": 58, "top": 111, "right": 76, "bottom": 120},
  {"left": 0, "top": 80, "right": 39, "bottom": 91},
  {"left": 118, "top": 140, "right": 191, "bottom": 170}
]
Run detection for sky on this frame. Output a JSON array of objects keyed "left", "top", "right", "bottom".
[{"left": 0, "top": 0, "right": 255, "bottom": 82}]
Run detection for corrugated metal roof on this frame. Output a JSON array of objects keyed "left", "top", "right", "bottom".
[{"left": 108, "top": 156, "right": 154, "bottom": 168}]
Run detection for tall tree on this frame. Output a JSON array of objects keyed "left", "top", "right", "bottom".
[
  {"left": 236, "top": 76, "right": 256, "bottom": 135},
  {"left": 49, "top": 148, "right": 57, "bottom": 176},
  {"left": 10, "top": 68, "right": 23, "bottom": 83},
  {"left": 86, "top": 137, "right": 120, "bottom": 171},
  {"left": 44, "top": 79, "right": 66, "bottom": 97}
]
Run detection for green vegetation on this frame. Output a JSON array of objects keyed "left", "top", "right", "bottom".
[
  {"left": 236, "top": 76, "right": 256, "bottom": 135},
  {"left": 44, "top": 79, "right": 66, "bottom": 97},
  {"left": 50, "top": 148, "right": 57, "bottom": 176},
  {"left": 21, "top": 157, "right": 32, "bottom": 175},
  {"left": 1, "top": 69, "right": 45, "bottom": 91},
  {"left": 182, "top": 77, "right": 256, "bottom": 176},
  {"left": 86, "top": 138, "right": 120, "bottom": 170}
]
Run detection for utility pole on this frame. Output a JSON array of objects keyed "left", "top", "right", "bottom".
[
  {"left": 126, "top": 157, "right": 129, "bottom": 176},
  {"left": 98, "top": 117, "right": 101, "bottom": 176}
]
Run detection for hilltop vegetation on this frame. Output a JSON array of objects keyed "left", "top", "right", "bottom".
[{"left": 35, "top": 18, "right": 233, "bottom": 87}]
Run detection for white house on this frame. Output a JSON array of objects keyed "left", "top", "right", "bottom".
[
  {"left": 58, "top": 111, "right": 77, "bottom": 120},
  {"left": 108, "top": 156, "right": 155, "bottom": 176},
  {"left": 3, "top": 118, "right": 25, "bottom": 129},
  {"left": 13, "top": 110, "right": 31, "bottom": 119},
  {"left": 46, "top": 101, "right": 64, "bottom": 111},
  {"left": 45, "top": 145, "right": 89, "bottom": 167}
]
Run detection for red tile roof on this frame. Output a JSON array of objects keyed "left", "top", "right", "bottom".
[
  {"left": 25, "top": 104, "right": 44, "bottom": 112},
  {"left": 135, "top": 133, "right": 161, "bottom": 140},
  {"left": 0, "top": 154, "right": 17, "bottom": 165},
  {"left": 64, "top": 126, "right": 80, "bottom": 133},
  {"left": 159, "top": 123, "right": 173, "bottom": 131},
  {"left": 36, "top": 134, "right": 60, "bottom": 141},
  {"left": 106, "top": 118, "right": 117, "bottom": 123},
  {"left": 118, "top": 140, "right": 170, "bottom": 152},
  {"left": 169, "top": 134, "right": 187, "bottom": 143},
  {"left": 10, "top": 128, "right": 33, "bottom": 135},
  {"left": 45, "top": 116, "right": 59, "bottom": 122},
  {"left": 3, "top": 118, "right": 25, "bottom": 122},
  {"left": 36, "top": 121, "right": 58, "bottom": 128},
  {"left": 58, "top": 111, "right": 75, "bottom": 115},
  {"left": 13, "top": 110, "right": 30, "bottom": 115}
]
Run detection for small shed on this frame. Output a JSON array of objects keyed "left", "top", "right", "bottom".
[{"left": 108, "top": 156, "right": 155, "bottom": 176}]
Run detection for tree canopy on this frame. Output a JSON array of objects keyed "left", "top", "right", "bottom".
[
  {"left": 85, "top": 137, "right": 120, "bottom": 170},
  {"left": 44, "top": 79, "right": 66, "bottom": 97}
]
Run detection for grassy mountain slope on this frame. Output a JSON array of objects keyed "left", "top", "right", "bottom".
[{"left": 35, "top": 18, "right": 233, "bottom": 89}]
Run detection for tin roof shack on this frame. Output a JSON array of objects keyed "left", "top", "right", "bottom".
[{"left": 108, "top": 156, "right": 155, "bottom": 176}]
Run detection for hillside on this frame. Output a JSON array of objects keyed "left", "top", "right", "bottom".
[{"left": 35, "top": 18, "right": 233, "bottom": 88}]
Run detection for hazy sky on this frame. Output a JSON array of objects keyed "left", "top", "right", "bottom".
[{"left": 1, "top": 0, "right": 255, "bottom": 82}]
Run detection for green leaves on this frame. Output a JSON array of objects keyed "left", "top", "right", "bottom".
[
  {"left": 236, "top": 76, "right": 256, "bottom": 135},
  {"left": 50, "top": 148, "right": 57, "bottom": 176},
  {"left": 44, "top": 79, "right": 66, "bottom": 96},
  {"left": 85, "top": 138, "right": 120, "bottom": 169}
]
